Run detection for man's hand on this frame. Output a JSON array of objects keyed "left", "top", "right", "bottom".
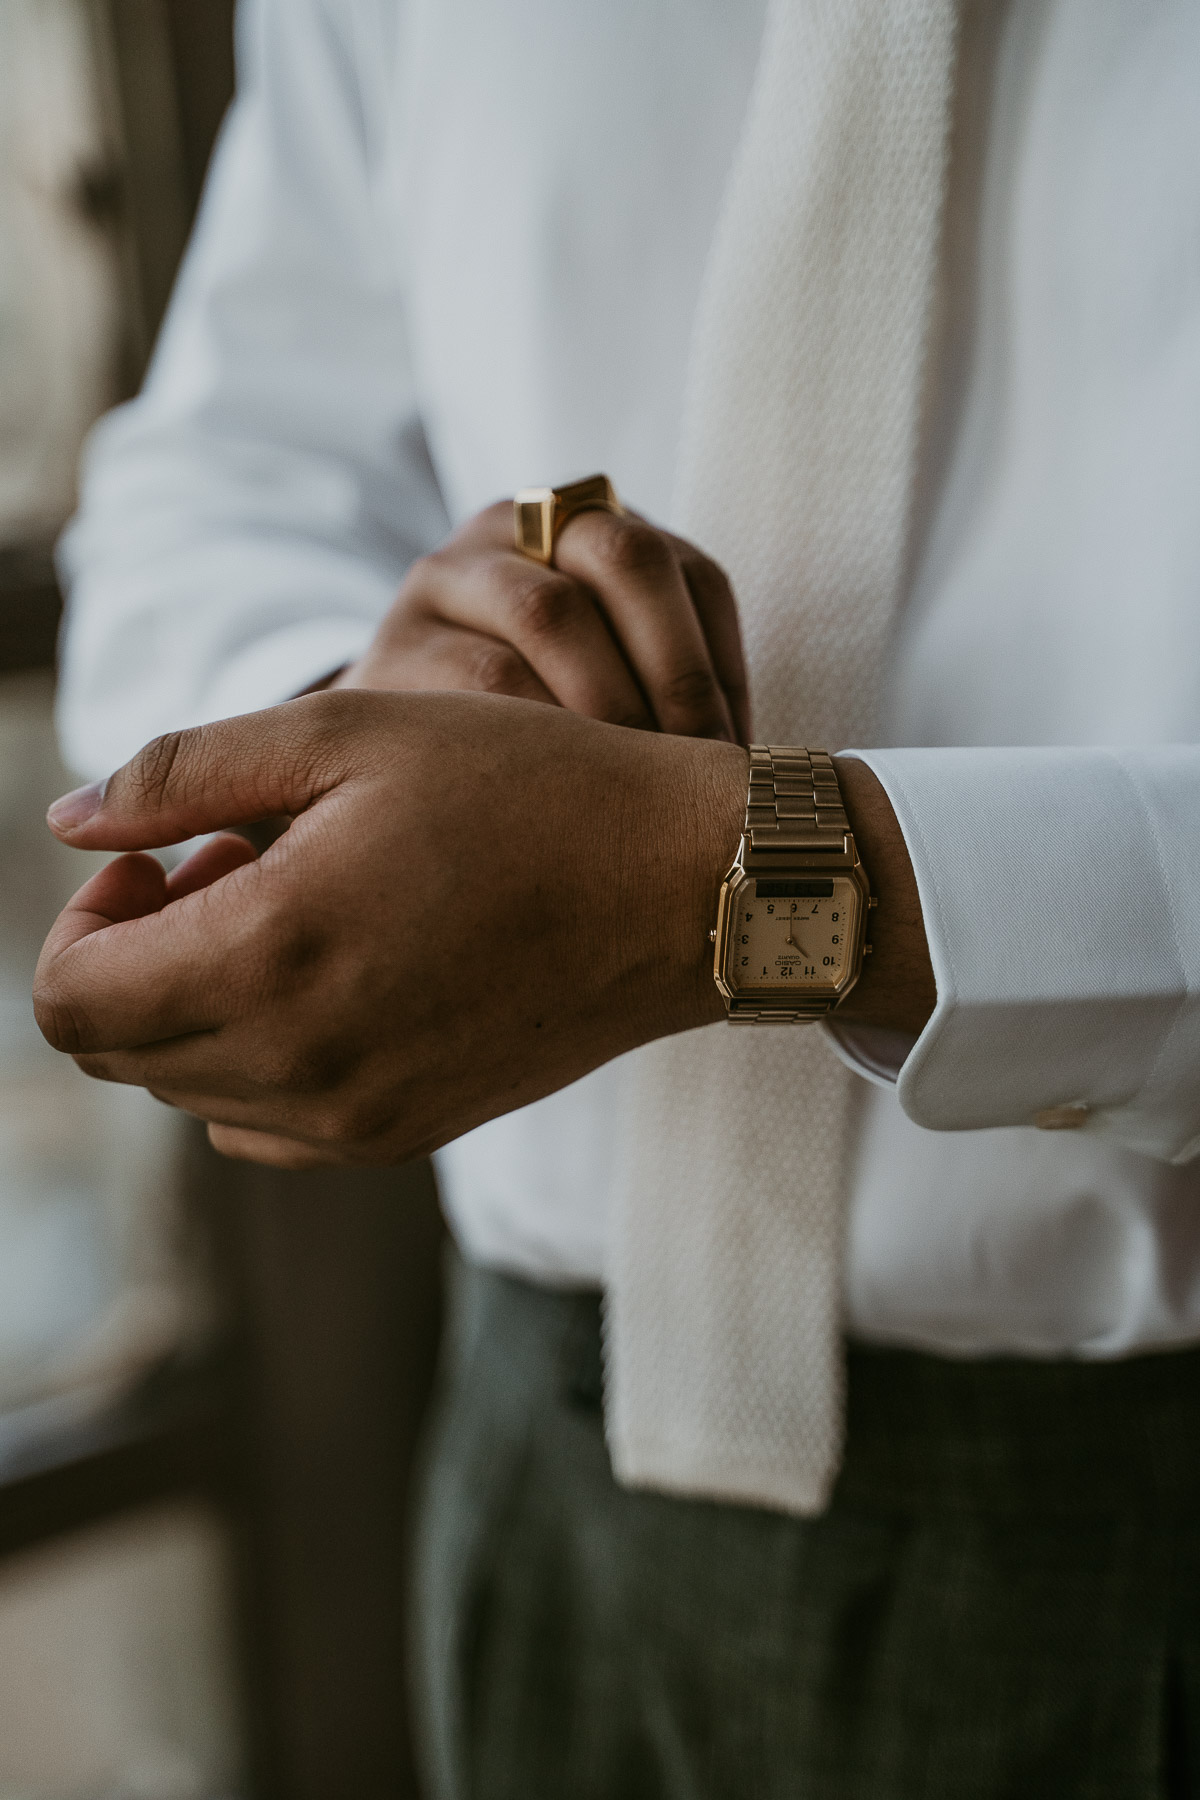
[
  {"left": 333, "top": 501, "right": 751, "bottom": 744},
  {"left": 34, "top": 692, "right": 747, "bottom": 1169}
]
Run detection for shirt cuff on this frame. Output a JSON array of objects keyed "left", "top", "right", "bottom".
[{"left": 841, "top": 745, "right": 1200, "bottom": 1164}]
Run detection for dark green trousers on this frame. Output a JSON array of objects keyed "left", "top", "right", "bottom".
[{"left": 411, "top": 1258, "right": 1200, "bottom": 1799}]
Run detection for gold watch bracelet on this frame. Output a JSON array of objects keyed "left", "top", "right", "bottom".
[{"left": 723, "top": 745, "right": 865, "bottom": 1025}]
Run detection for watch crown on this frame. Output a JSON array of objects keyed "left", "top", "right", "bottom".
[
  {"left": 708, "top": 928, "right": 717, "bottom": 943},
  {"left": 863, "top": 943, "right": 874, "bottom": 955},
  {"left": 868, "top": 897, "right": 879, "bottom": 909}
]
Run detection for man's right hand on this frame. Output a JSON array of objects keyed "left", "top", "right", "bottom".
[
  {"left": 333, "top": 499, "right": 751, "bottom": 744},
  {"left": 35, "top": 691, "right": 746, "bottom": 1169}
]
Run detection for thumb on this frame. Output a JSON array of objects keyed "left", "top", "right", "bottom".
[{"left": 46, "top": 694, "right": 370, "bottom": 851}]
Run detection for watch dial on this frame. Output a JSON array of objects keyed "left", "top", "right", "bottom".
[{"left": 726, "top": 877, "right": 860, "bottom": 993}]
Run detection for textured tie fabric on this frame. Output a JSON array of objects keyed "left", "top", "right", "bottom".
[{"left": 606, "top": 0, "right": 959, "bottom": 1516}]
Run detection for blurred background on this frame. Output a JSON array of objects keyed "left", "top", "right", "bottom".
[{"left": 0, "top": 5, "right": 443, "bottom": 1795}]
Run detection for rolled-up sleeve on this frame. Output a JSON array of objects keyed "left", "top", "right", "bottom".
[
  {"left": 837, "top": 744, "right": 1200, "bottom": 1165},
  {"left": 57, "top": 0, "right": 447, "bottom": 780}
]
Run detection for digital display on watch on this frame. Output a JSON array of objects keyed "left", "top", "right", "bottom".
[{"left": 754, "top": 879, "right": 834, "bottom": 899}]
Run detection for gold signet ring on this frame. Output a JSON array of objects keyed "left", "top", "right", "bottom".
[{"left": 513, "top": 473, "right": 624, "bottom": 564}]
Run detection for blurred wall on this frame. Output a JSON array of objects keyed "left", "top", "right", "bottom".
[
  {"left": 0, "top": 0, "right": 123, "bottom": 546},
  {"left": 0, "top": 1503, "right": 241, "bottom": 1799}
]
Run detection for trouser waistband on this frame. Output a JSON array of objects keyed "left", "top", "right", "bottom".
[{"left": 450, "top": 1257, "right": 1200, "bottom": 1519}]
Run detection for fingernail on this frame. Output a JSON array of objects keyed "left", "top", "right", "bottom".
[{"left": 47, "top": 780, "right": 105, "bottom": 831}]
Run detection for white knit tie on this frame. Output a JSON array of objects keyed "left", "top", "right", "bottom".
[{"left": 606, "top": 0, "right": 958, "bottom": 1516}]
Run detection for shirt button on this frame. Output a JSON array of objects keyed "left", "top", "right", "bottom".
[{"left": 1033, "top": 1103, "right": 1090, "bottom": 1131}]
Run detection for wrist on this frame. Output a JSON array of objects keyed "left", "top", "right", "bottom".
[
  {"left": 635, "top": 735, "right": 747, "bottom": 1042},
  {"left": 683, "top": 741, "right": 935, "bottom": 1038}
]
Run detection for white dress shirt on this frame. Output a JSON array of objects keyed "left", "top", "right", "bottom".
[{"left": 58, "top": 0, "right": 1200, "bottom": 1358}]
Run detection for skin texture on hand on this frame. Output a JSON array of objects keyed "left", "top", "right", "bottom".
[
  {"left": 332, "top": 500, "right": 752, "bottom": 744},
  {"left": 35, "top": 692, "right": 749, "bottom": 1168}
]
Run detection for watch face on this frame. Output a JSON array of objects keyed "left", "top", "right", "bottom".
[{"left": 723, "top": 875, "right": 862, "bottom": 995}]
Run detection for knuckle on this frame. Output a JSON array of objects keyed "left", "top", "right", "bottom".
[
  {"left": 239, "top": 885, "right": 297, "bottom": 965},
  {"left": 476, "top": 499, "right": 515, "bottom": 540},
  {"left": 468, "top": 638, "right": 532, "bottom": 696},
  {"left": 250, "top": 1038, "right": 308, "bottom": 1093},
  {"left": 256, "top": 932, "right": 329, "bottom": 1021},
  {"left": 397, "top": 546, "right": 449, "bottom": 606},
  {"left": 122, "top": 722, "right": 242, "bottom": 815},
  {"left": 507, "top": 571, "right": 579, "bottom": 641},
  {"left": 226, "top": 894, "right": 311, "bottom": 1010},
  {"left": 662, "top": 662, "right": 723, "bottom": 719},
  {"left": 245, "top": 996, "right": 359, "bottom": 1094},
  {"left": 262, "top": 1038, "right": 351, "bottom": 1097},
  {"left": 310, "top": 1087, "right": 388, "bottom": 1147},
  {"left": 682, "top": 546, "right": 734, "bottom": 593},
  {"left": 125, "top": 728, "right": 186, "bottom": 807},
  {"left": 599, "top": 702, "right": 652, "bottom": 732},
  {"left": 290, "top": 684, "right": 356, "bottom": 737},
  {"left": 32, "top": 978, "right": 90, "bottom": 1055},
  {"left": 302, "top": 689, "right": 382, "bottom": 758},
  {"left": 589, "top": 515, "right": 672, "bottom": 581}
]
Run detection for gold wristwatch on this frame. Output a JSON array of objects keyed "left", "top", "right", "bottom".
[{"left": 713, "top": 745, "right": 875, "bottom": 1024}]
